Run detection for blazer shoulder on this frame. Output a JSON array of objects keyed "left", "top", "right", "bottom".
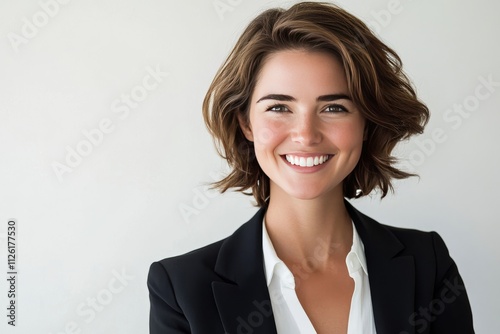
[
  {"left": 147, "top": 237, "right": 234, "bottom": 333},
  {"left": 152, "top": 206, "right": 266, "bottom": 279},
  {"left": 147, "top": 237, "right": 229, "bottom": 319},
  {"left": 350, "top": 202, "right": 452, "bottom": 266},
  {"left": 378, "top": 221, "right": 448, "bottom": 255},
  {"left": 370, "top": 219, "right": 457, "bottom": 282},
  {"left": 382, "top": 223, "right": 449, "bottom": 254},
  {"left": 383, "top": 223, "right": 436, "bottom": 245},
  {"left": 152, "top": 237, "right": 226, "bottom": 278}
]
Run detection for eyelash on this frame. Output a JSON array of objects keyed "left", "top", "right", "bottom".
[
  {"left": 324, "top": 104, "right": 349, "bottom": 113},
  {"left": 266, "top": 104, "right": 290, "bottom": 112},
  {"left": 265, "top": 103, "right": 349, "bottom": 113}
]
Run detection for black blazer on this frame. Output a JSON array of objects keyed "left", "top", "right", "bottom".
[{"left": 148, "top": 201, "right": 474, "bottom": 333}]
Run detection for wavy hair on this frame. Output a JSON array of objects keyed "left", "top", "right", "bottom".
[{"left": 203, "top": 2, "right": 429, "bottom": 206}]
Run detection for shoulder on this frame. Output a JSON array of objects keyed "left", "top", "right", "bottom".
[
  {"left": 147, "top": 208, "right": 265, "bottom": 323},
  {"left": 147, "top": 230, "right": 239, "bottom": 332},
  {"left": 377, "top": 224, "right": 461, "bottom": 298},
  {"left": 147, "top": 236, "right": 230, "bottom": 323},
  {"left": 149, "top": 237, "right": 226, "bottom": 286},
  {"left": 348, "top": 201, "right": 455, "bottom": 278},
  {"left": 371, "top": 214, "right": 453, "bottom": 262},
  {"left": 152, "top": 206, "right": 265, "bottom": 272},
  {"left": 148, "top": 209, "right": 259, "bottom": 287},
  {"left": 383, "top": 223, "right": 448, "bottom": 254},
  {"left": 381, "top": 222, "right": 452, "bottom": 260},
  {"left": 148, "top": 206, "right": 265, "bottom": 302},
  {"left": 350, "top": 201, "right": 449, "bottom": 254}
]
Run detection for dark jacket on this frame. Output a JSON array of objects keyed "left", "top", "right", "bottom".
[{"left": 147, "top": 201, "right": 474, "bottom": 333}]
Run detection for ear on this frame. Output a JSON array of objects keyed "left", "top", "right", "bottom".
[{"left": 237, "top": 111, "right": 254, "bottom": 142}]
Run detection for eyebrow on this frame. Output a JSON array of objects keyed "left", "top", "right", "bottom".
[{"left": 256, "top": 93, "right": 351, "bottom": 103}]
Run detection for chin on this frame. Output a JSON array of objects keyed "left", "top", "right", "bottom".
[
  {"left": 269, "top": 178, "right": 343, "bottom": 202},
  {"left": 281, "top": 186, "right": 336, "bottom": 202}
]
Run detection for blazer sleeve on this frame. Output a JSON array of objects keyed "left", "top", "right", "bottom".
[
  {"left": 147, "top": 261, "right": 191, "bottom": 334},
  {"left": 430, "top": 231, "right": 474, "bottom": 333}
]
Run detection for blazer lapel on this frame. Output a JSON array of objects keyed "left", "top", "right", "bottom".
[
  {"left": 212, "top": 207, "right": 278, "bottom": 334},
  {"left": 346, "top": 200, "right": 416, "bottom": 334}
]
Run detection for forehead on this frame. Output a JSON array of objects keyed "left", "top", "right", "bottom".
[{"left": 252, "top": 49, "right": 348, "bottom": 99}]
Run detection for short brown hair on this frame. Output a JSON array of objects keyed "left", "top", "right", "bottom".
[{"left": 203, "top": 1, "right": 429, "bottom": 206}]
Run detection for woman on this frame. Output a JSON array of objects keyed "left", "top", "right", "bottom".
[{"left": 148, "top": 2, "right": 474, "bottom": 333}]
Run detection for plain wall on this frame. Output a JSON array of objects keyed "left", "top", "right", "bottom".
[{"left": 0, "top": 0, "right": 498, "bottom": 332}]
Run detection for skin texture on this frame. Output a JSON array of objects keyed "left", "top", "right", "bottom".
[{"left": 238, "top": 49, "right": 366, "bottom": 333}]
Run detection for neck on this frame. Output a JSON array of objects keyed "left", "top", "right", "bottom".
[{"left": 264, "top": 184, "right": 353, "bottom": 272}]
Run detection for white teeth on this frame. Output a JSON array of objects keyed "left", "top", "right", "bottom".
[{"left": 285, "top": 154, "right": 330, "bottom": 167}]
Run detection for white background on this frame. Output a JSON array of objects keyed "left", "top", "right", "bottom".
[{"left": 1, "top": 0, "right": 498, "bottom": 333}]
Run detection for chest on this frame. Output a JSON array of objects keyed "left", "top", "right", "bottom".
[{"left": 294, "top": 267, "right": 354, "bottom": 334}]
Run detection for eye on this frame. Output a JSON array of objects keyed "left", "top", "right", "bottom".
[
  {"left": 324, "top": 104, "right": 348, "bottom": 113},
  {"left": 266, "top": 104, "right": 290, "bottom": 113}
]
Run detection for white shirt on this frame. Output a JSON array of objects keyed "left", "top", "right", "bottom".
[{"left": 262, "top": 218, "right": 377, "bottom": 334}]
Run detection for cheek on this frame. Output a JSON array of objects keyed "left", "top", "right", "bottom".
[
  {"left": 330, "top": 121, "right": 365, "bottom": 151},
  {"left": 251, "top": 118, "right": 287, "bottom": 148}
]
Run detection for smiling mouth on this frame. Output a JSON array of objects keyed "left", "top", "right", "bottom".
[{"left": 284, "top": 154, "right": 331, "bottom": 167}]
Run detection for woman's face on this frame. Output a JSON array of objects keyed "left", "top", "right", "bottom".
[{"left": 239, "top": 49, "right": 366, "bottom": 201}]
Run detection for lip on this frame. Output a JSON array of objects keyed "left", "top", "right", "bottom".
[
  {"left": 280, "top": 154, "right": 333, "bottom": 173},
  {"left": 282, "top": 153, "right": 330, "bottom": 157}
]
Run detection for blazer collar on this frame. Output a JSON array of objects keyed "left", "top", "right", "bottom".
[
  {"left": 212, "top": 205, "right": 278, "bottom": 334},
  {"left": 346, "top": 200, "right": 416, "bottom": 334},
  {"left": 213, "top": 200, "right": 416, "bottom": 334}
]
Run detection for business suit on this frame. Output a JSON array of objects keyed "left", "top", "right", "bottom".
[{"left": 148, "top": 201, "right": 474, "bottom": 333}]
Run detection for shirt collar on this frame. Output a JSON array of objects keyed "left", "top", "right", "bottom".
[
  {"left": 350, "top": 221, "right": 369, "bottom": 276},
  {"left": 262, "top": 217, "right": 282, "bottom": 287},
  {"left": 262, "top": 217, "right": 369, "bottom": 287}
]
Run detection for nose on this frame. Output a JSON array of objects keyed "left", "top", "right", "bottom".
[{"left": 291, "top": 113, "right": 322, "bottom": 146}]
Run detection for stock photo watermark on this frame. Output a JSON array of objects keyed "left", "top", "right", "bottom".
[
  {"left": 7, "top": 0, "right": 72, "bottom": 53},
  {"left": 213, "top": 0, "right": 244, "bottom": 21},
  {"left": 6, "top": 219, "right": 18, "bottom": 327},
  {"left": 48, "top": 267, "right": 134, "bottom": 334},
  {"left": 236, "top": 299, "right": 273, "bottom": 334},
  {"left": 399, "top": 276, "right": 467, "bottom": 334},
  {"left": 51, "top": 64, "right": 170, "bottom": 183},
  {"left": 178, "top": 171, "right": 224, "bottom": 224},
  {"left": 365, "top": 0, "right": 413, "bottom": 35},
  {"left": 213, "top": 0, "right": 412, "bottom": 28}
]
